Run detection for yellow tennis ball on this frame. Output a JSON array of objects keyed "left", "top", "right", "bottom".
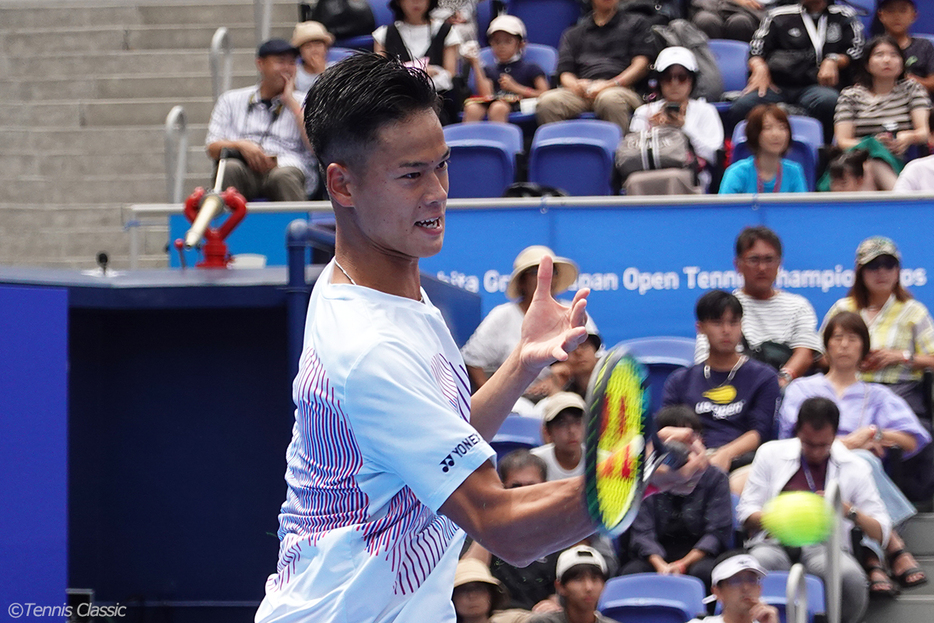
[{"left": 761, "top": 491, "right": 833, "bottom": 547}]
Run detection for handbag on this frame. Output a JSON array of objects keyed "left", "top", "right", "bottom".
[
  {"left": 302, "top": 0, "right": 375, "bottom": 40},
  {"left": 615, "top": 126, "right": 698, "bottom": 183},
  {"left": 741, "top": 335, "right": 793, "bottom": 370}
]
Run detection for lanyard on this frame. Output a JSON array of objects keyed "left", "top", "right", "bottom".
[
  {"left": 800, "top": 455, "right": 819, "bottom": 493},
  {"left": 801, "top": 10, "right": 828, "bottom": 63},
  {"left": 755, "top": 158, "right": 783, "bottom": 194}
]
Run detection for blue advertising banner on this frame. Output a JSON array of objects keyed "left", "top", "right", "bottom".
[{"left": 418, "top": 195, "right": 934, "bottom": 348}]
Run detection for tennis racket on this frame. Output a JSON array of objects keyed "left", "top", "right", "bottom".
[{"left": 584, "top": 345, "right": 689, "bottom": 537}]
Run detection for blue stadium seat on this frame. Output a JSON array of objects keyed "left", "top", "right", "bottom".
[
  {"left": 443, "top": 122, "right": 524, "bottom": 197},
  {"left": 333, "top": 0, "right": 395, "bottom": 51},
  {"left": 504, "top": 0, "right": 582, "bottom": 49},
  {"left": 761, "top": 571, "right": 826, "bottom": 623},
  {"left": 617, "top": 336, "right": 695, "bottom": 416},
  {"left": 599, "top": 573, "right": 706, "bottom": 623},
  {"left": 490, "top": 414, "right": 543, "bottom": 460},
  {"left": 326, "top": 47, "right": 357, "bottom": 63},
  {"left": 475, "top": 0, "right": 496, "bottom": 48},
  {"left": 731, "top": 116, "right": 821, "bottom": 191},
  {"left": 529, "top": 120, "right": 622, "bottom": 195},
  {"left": 708, "top": 39, "right": 750, "bottom": 120}
]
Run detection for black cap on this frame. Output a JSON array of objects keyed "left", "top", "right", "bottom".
[{"left": 257, "top": 38, "right": 299, "bottom": 58}]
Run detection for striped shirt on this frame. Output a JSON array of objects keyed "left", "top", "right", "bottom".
[
  {"left": 834, "top": 80, "right": 931, "bottom": 138},
  {"left": 822, "top": 295, "right": 934, "bottom": 384},
  {"left": 205, "top": 84, "right": 315, "bottom": 184},
  {"left": 695, "top": 289, "right": 823, "bottom": 363},
  {"left": 256, "top": 261, "right": 494, "bottom": 623}
]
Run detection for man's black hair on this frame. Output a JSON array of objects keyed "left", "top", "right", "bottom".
[
  {"left": 304, "top": 53, "right": 441, "bottom": 174},
  {"left": 655, "top": 404, "right": 702, "bottom": 433},
  {"left": 695, "top": 289, "right": 744, "bottom": 322},
  {"left": 497, "top": 449, "right": 547, "bottom": 483},
  {"left": 545, "top": 407, "right": 584, "bottom": 431},
  {"left": 735, "top": 225, "right": 782, "bottom": 259},
  {"left": 794, "top": 396, "right": 840, "bottom": 435}
]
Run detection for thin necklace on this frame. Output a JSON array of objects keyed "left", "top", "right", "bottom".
[
  {"left": 704, "top": 355, "right": 747, "bottom": 386},
  {"left": 334, "top": 259, "right": 357, "bottom": 285}
]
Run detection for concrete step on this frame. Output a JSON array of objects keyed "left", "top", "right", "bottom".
[
  {"left": 1, "top": 23, "right": 294, "bottom": 56},
  {"left": 0, "top": 1, "right": 296, "bottom": 29},
  {"left": 901, "top": 513, "right": 934, "bottom": 557},
  {"left": 0, "top": 98, "right": 216, "bottom": 128},
  {"left": 864, "top": 557, "right": 934, "bottom": 623},
  {"left": 0, "top": 125, "right": 209, "bottom": 153},
  {"left": 2, "top": 174, "right": 206, "bottom": 204},
  {"left": 0, "top": 72, "right": 256, "bottom": 102},
  {"left": 0, "top": 148, "right": 212, "bottom": 178},
  {"left": 3, "top": 49, "right": 257, "bottom": 79}
]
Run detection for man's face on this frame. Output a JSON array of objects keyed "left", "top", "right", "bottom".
[
  {"left": 257, "top": 53, "right": 297, "bottom": 93},
  {"left": 566, "top": 339, "right": 598, "bottom": 378},
  {"left": 335, "top": 109, "right": 449, "bottom": 261},
  {"left": 502, "top": 464, "right": 545, "bottom": 489},
  {"left": 736, "top": 239, "right": 781, "bottom": 297},
  {"left": 547, "top": 411, "right": 584, "bottom": 456},
  {"left": 713, "top": 571, "right": 763, "bottom": 615},
  {"left": 299, "top": 40, "right": 329, "bottom": 71},
  {"left": 591, "top": 0, "right": 619, "bottom": 14},
  {"left": 697, "top": 309, "right": 742, "bottom": 358},
  {"left": 878, "top": 1, "right": 917, "bottom": 35},
  {"left": 798, "top": 422, "right": 835, "bottom": 466},
  {"left": 557, "top": 568, "right": 605, "bottom": 612}
]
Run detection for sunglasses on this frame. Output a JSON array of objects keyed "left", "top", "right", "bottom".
[
  {"left": 864, "top": 256, "right": 898, "bottom": 271},
  {"left": 661, "top": 71, "right": 691, "bottom": 83}
]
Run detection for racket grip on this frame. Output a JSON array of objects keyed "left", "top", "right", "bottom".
[{"left": 659, "top": 440, "right": 690, "bottom": 470}]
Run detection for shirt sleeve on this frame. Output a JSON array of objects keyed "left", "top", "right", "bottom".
[
  {"left": 628, "top": 104, "right": 652, "bottom": 133},
  {"left": 842, "top": 10, "right": 865, "bottom": 61},
  {"left": 871, "top": 385, "right": 932, "bottom": 458},
  {"left": 695, "top": 469, "right": 733, "bottom": 555},
  {"left": 684, "top": 101, "right": 724, "bottom": 164},
  {"left": 718, "top": 161, "right": 746, "bottom": 194},
  {"left": 778, "top": 379, "right": 807, "bottom": 439},
  {"left": 749, "top": 10, "right": 776, "bottom": 60},
  {"left": 787, "top": 294, "right": 822, "bottom": 351},
  {"left": 784, "top": 161, "right": 807, "bottom": 193},
  {"left": 628, "top": 496, "right": 665, "bottom": 559},
  {"left": 372, "top": 25, "right": 387, "bottom": 46},
  {"left": 911, "top": 301, "right": 934, "bottom": 355},
  {"left": 736, "top": 442, "right": 776, "bottom": 525},
  {"left": 205, "top": 91, "right": 234, "bottom": 146},
  {"left": 345, "top": 340, "right": 495, "bottom": 513},
  {"left": 461, "top": 308, "right": 507, "bottom": 369},
  {"left": 907, "top": 79, "right": 931, "bottom": 111},
  {"left": 834, "top": 88, "right": 856, "bottom": 124},
  {"left": 694, "top": 334, "right": 710, "bottom": 363},
  {"left": 661, "top": 367, "right": 687, "bottom": 407},
  {"left": 555, "top": 28, "right": 578, "bottom": 77},
  {"left": 749, "top": 367, "right": 781, "bottom": 443},
  {"left": 627, "top": 15, "right": 656, "bottom": 61}
]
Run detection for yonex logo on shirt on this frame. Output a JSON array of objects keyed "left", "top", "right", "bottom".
[{"left": 440, "top": 433, "right": 482, "bottom": 472}]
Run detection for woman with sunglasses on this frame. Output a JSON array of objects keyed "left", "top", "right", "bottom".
[
  {"left": 823, "top": 236, "right": 934, "bottom": 419},
  {"left": 719, "top": 104, "right": 807, "bottom": 194}
]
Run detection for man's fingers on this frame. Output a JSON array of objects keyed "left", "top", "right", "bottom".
[{"left": 534, "top": 254, "right": 555, "bottom": 301}]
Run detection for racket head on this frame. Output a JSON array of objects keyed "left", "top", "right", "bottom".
[{"left": 584, "top": 345, "right": 652, "bottom": 537}]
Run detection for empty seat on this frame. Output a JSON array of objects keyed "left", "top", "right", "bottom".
[
  {"left": 490, "top": 413, "right": 544, "bottom": 460},
  {"left": 599, "top": 573, "right": 706, "bottom": 623},
  {"left": 708, "top": 39, "right": 750, "bottom": 120},
  {"left": 529, "top": 120, "right": 622, "bottom": 195},
  {"left": 761, "top": 571, "right": 826, "bottom": 623},
  {"left": 332, "top": 0, "right": 395, "bottom": 51},
  {"left": 443, "top": 122, "right": 524, "bottom": 198}
]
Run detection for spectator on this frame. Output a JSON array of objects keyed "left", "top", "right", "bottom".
[
  {"left": 778, "top": 311, "right": 929, "bottom": 595},
  {"left": 461, "top": 245, "right": 596, "bottom": 389},
  {"left": 621, "top": 405, "right": 733, "bottom": 591},
  {"left": 536, "top": 0, "right": 655, "bottom": 132},
  {"left": 463, "top": 450, "right": 561, "bottom": 614},
  {"left": 532, "top": 392, "right": 586, "bottom": 481},
  {"left": 719, "top": 104, "right": 808, "bottom": 194},
  {"left": 893, "top": 153, "right": 934, "bottom": 190},
  {"left": 826, "top": 147, "right": 872, "bottom": 191},
  {"left": 453, "top": 558, "right": 530, "bottom": 623},
  {"left": 694, "top": 226, "right": 823, "bottom": 387},
  {"left": 434, "top": 0, "right": 480, "bottom": 42},
  {"left": 374, "top": 0, "right": 463, "bottom": 124},
  {"left": 205, "top": 39, "right": 315, "bottom": 201},
  {"left": 691, "top": 0, "right": 780, "bottom": 43},
  {"left": 563, "top": 332, "right": 602, "bottom": 398},
  {"left": 687, "top": 552, "right": 780, "bottom": 623},
  {"left": 822, "top": 236, "right": 934, "bottom": 418},
  {"left": 872, "top": 0, "right": 934, "bottom": 95},
  {"left": 831, "top": 34, "right": 931, "bottom": 191},
  {"left": 737, "top": 397, "right": 890, "bottom": 623},
  {"left": 627, "top": 46, "right": 725, "bottom": 193},
  {"left": 664, "top": 291, "right": 780, "bottom": 487},
  {"left": 528, "top": 546, "right": 618, "bottom": 623},
  {"left": 291, "top": 21, "right": 334, "bottom": 93},
  {"left": 729, "top": 0, "right": 865, "bottom": 144},
  {"left": 463, "top": 16, "right": 549, "bottom": 123}
]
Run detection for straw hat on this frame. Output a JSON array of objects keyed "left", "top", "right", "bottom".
[
  {"left": 291, "top": 21, "right": 334, "bottom": 48},
  {"left": 453, "top": 558, "right": 509, "bottom": 611},
  {"left": 506, "top": 245, "right": 578, "bottom": 300}
]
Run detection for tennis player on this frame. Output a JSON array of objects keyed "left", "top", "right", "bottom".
[{"left": 255, "top": 53, "right": 707, "bottom": 623}]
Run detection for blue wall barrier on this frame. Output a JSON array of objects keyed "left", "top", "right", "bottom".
[{"left": 417, "top": 195, "right": 934, "bottom": 347}]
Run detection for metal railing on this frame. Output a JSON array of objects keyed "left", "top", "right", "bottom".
[
  {"left": 785, "top": 563, "right": 809, "bottom": 623},
  {"left": 825, "top": 479, "right": 843, "bottom": 623},
  {"left": 164, "top": 106, "right": 189, "bottom": 205},
  {"left": 209, "top": 27, "right": 232, "bottom": 104},
  {"left": 254, "top": 0, "right": 271, "bottom": 47}
]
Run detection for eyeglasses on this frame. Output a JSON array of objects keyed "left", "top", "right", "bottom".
[
  {"left": 661, "top": 71, "right": 691, "bottom": 83},
  {"left": 864, "top": 256, "right": 898, "bottom": 271},
  {"left": 742, "top": 255, "right": 780, "bottom": 267}
]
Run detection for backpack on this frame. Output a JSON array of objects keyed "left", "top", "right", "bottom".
[
  {"left": 615, "top": 126, "right": 698, "bottom": 183},
  {"left": 651, "top": 19, "right": 723, "bottom": 103}
]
